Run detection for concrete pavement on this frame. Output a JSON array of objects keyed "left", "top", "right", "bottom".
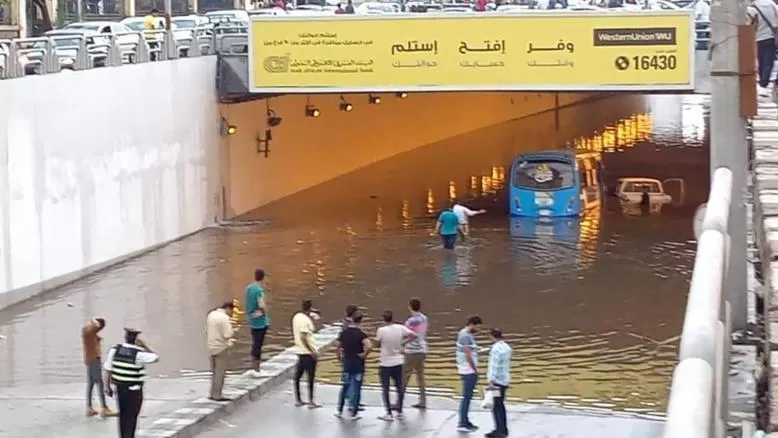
[
  {"left": 196, "top": 383, "right": 664, "bottom": 438},
  {"left": 0, "top": 378, "right": 206, "bottom": 438},
  {"left": 0, "top": 324, "right": 342, "bottom": 438}
]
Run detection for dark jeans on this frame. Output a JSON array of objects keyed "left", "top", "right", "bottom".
[
  {"left": 458, "top": 373, "right": 478, "bottom": 427},
  {"left": 758, "top": 38, "right": 777, "bottom": 88},
  {"left": 294, "top": 354, "right": 317, "bottom": 403},
  {"left": 441, "top": 233, "right": 457, "bottom": 249},
  {"left": 250, "top": 327, "right": 268, "bottom": 361},
  {"left": 117, "top": 384, "right": 143, "bottom": 438},
  {"left": 492, "top": 384, "right": 508, "bottom": 435},
  {"left": 379, "top": 364, "right": 404, "bottom": 414},
  {"left": 337, "top": 371, "right": 364, "bottom": 415}
]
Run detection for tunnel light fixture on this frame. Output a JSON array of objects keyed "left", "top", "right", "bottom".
[
  {"left": 368, "top": 94, "right": 381, "bottom": 105},
  {"left": 219, "top": 117, "right": 237, "bottom": 136},
  {"left": 339, "top": 96, "right": 354, "bottom": 112},
  {"left": 266, "top": 108, "right": 282, "bottom": 127},
  {"left": 395, "top": 92, "right": 408, "bottom": 99},
  {"left": 305, "top": 105, "right": 321, "bottom": 118}
]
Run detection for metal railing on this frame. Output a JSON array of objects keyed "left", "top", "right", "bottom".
[
  {"left": 0, "top": 25, "right": 249, "bottom": 80},
  {"left": 697, "top": 20, "right": 711, "bottom": 50},
  {"left": 664, "top": 167, "right": 733, "bottom": 438}
]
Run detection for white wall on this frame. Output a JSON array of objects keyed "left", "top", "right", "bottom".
[{"left": 0, "top": 57, "right": 221, "bottom": 310}]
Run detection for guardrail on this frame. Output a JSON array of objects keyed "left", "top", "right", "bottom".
[
  {"left": 0, "top": 26, "right": 249, "bottom": 80},
  {"left": 697, "top": 20, "right": 711, "bottom": 50},
  {"left": 663, "top": 166, "right": 733, "bottom": 438}
]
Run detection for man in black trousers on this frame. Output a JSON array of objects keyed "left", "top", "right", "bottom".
[{"left": 103, "top": 328, "right": 159, "bottom": 438}]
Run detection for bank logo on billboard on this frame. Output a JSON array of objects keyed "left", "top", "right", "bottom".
[
  {"left": 592, "top": 28, "right": 678, "bottom": 46},
  {"left": 263, "top": 56, "right": 291, "bottom": 73}
]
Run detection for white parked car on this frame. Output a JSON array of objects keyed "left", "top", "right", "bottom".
[
  {"left": 65, "top": 21, "right": 136, "bottom": 42},
  {"left": 205, "top": 9, "right": 251, "bottom": 23},
  {"left": 355, "top": 2, "right": 398, "bottom": 14},
  {"left": 248, "top": 7, "right": 288, "bottom": 16}
]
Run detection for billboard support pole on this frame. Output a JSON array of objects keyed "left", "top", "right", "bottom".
[{"left": 710, "top": 0, "right": 748, "bottom": 332}]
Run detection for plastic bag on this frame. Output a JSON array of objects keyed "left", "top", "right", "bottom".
[{"left": 480, "top": 387, "right": 494, "bottom": 409}]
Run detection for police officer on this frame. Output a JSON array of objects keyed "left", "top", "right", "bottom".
[{"left": 103, "top": 328, "right": 159, "bottom": 438}]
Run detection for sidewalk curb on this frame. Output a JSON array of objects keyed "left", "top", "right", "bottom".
[{"left": 136, "top": 324, "right": 341, "bottom": 438}]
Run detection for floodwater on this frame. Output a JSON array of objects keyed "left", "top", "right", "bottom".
[{"left": 0, "top": 93, "right": 709, "bottom": 416}]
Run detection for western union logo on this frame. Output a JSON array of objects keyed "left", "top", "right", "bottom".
[
  {"left": 592, "top": 28, "right": 677, "bottom": 46},
  {"left": 263, "top": 56, "right": 290, "bottom": 73}
]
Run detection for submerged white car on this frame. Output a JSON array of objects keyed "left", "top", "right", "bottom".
[{"left": 614, "top": 178, "right": 673, "bottom": 205}]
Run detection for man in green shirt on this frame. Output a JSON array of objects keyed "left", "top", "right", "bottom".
[
  {"left": 435, "top": 203, "right": 463, "bottom": 250},
  {"left": 245, "top": 268, "right": 270, "bottom": 377}
]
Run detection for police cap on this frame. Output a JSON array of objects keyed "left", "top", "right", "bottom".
[{"left": 124, "top": 327, "right": 141, "bottom": 335}]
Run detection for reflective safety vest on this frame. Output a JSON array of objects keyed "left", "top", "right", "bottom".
[{"left": 110, "top": 344, "right": 146, "bottom": 385}]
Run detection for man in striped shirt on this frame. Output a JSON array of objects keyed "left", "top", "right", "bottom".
[{"left": 486, "top": 328, "right": 512, "bottom": 438}]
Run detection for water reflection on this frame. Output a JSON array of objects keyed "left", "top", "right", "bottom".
[{"left": 0, "top": 95, "right": 706, "bottom": 417}]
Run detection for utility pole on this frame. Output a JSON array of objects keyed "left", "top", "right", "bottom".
[{"left": 709, "top": 0, "right": 748, "bottom": 331}]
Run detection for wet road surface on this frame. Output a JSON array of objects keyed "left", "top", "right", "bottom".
[{"left": 0, "top": 94, "right": 709, "bottom": 417}]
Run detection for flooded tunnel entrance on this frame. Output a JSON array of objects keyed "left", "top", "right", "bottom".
[{"left": 0, "top": 93, "right": 706, "bottom": 416}]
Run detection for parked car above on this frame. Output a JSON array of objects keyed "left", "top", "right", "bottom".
[
  {"left": 247, "top": 7, "right": 288, "bottom": 16},
  {"left": 355, "top": 2, "right": 398, "bottom": 14},
  {"left": 172, "top": 15, "right": 209, "bottom": 29},
  {"left": 65, "top": 21, "right": 131, "bottom": 35},
  {"left": 205, "top": 9, "right": 250, "bottom": 23}
]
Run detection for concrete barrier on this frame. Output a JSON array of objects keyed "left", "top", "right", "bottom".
[{"left": 0, "top": 56, "right": 221, "bottom": 311}]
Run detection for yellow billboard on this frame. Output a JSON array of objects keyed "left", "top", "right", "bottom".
[{"left": 248, "top": 11, "right": 695, "bottom": 93}]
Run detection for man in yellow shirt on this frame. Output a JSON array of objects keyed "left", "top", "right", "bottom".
[
  {"left": 143, "top": 9, "right": 160, "bottom": 60},
  {"left": 292, "top": 300, "right": 320, "bottom": 408},
  {"left": 206, "top": 302, "right": 236, "bottom": 401},
  {"left": 143, "top": 9, "right": 159, "bottom": 30}
]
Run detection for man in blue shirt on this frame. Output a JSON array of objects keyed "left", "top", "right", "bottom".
[
  {"left": 455, "top": 315, "right": 482, "bottom": 432},
  {"left": 486, "top": 328, "right": 512, "bottom": 438},
  {"left": 245, "top": 268, "right": 270, "bottom": 377},
  {"left": 435, "top": 203, "right": 462, "bottom": 250}
]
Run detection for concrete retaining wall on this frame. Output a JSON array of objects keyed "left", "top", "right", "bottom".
[{"left": 0, "top": 57, "right": 221, "bottom": 310}]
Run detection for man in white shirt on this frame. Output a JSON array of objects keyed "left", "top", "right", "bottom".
[
  {"left": 747, "top": 0, "right": 778, "bottom": 96},
  {"left": 374, "top": 310, "right": 417, "bottom": 421},
  {"left": 206, "top": 302, "right": 236, "bottom": 401},
  {"left": 452, "top": 200, "right": 487, "bottom": 238},
  {"left": 694, "top": 0, "right": 710, "bottom": 21},
  {"left": 291, "top": 299, "right": 321, "bottom": 408}
]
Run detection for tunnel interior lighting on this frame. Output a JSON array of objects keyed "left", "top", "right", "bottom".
[
  {"left": 395, "top": 92, "right": 408, "bottom": 99},
  {"left": 368, "top": 94, "right": 381, "bottom": 104},
  {"left": 305, "top": 105, "right": 321, "bottom": 118},
  {"left": 220, "top": 117, "right": 237, "bottom": 136},
  {"left": 339, "top": 100, "right": 354, "bottom": 112}
]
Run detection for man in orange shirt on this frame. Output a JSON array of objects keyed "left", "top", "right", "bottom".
[{"left": 82, "top": 317, "right": 116, "bottom": 417}]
